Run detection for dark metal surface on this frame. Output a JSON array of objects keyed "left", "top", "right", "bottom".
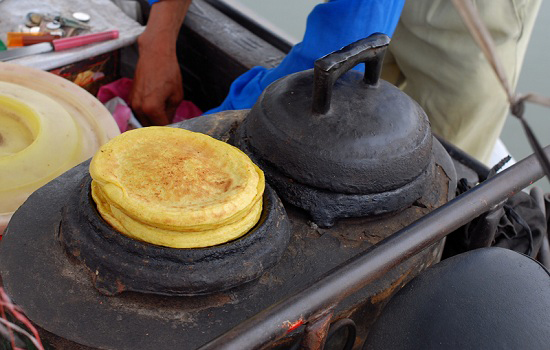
[
  {"left": 301, "top": 311, "right": 333, "bottom": 350},
  {"left": 198, "top": 143, "right": 550, "bottom": 350},
  {"left": 436, "top": 136, "right": 489, "bottom": 182},
  {"left": 325, "top": 318, "right": 356, "bottom": 350},
  {"left": 59, "top": 175, "right": 291, "bottom": 296},
  {"left": 312, "top": 34, "right": 389, "bottom": 114},
  {"left": 236, "top": 124, "right": 436, "bottom": 227},
  {"left": 0, "top": 111, "right": 451, "bottom": 350},
  {"left": 243, "top": 35, "right": 433, "bottom": 195},
  {"left": 236, "top": 36, "right": 436, "bottom": 227}
]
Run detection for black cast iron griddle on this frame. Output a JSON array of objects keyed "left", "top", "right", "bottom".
[
  {"left": 60, "top": 175, "right": 291, "bottom": 296},
  {"left": 0, "top": 111, "right": 455, "bottom": 349},
  {"left": 238, "top": 35, "right": 436, "bottom": 228}
]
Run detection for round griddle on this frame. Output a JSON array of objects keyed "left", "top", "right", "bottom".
[
  {"left": 0, "top": 111, "right": 456, "bottom": 349},
  {"left": 60, "top": 175, "right": 291, "bottom": 296},
  {"left": 237, "top": 35, "right": 435, "bottom": 227}
]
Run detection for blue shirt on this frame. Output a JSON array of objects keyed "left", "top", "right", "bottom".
[{"left": 149, "top": 0, "right": 404, "bottom": 113}]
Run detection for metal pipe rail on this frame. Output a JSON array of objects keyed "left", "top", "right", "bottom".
[{"left": 199, "top": 146, "right": 550, "bottom": 350}]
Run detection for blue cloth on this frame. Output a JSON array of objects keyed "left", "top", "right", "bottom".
[{"left": 206, "top": 0, "right": 404, "bottom": 114}]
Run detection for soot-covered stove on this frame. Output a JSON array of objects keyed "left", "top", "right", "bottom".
[{"left": 0, "top": 35, "right": 457, "bottom": 349}]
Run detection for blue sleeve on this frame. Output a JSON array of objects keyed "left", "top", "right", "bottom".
[
  {"left": 206, "top": 0, "right": 404, "bottom": 114},
  {"left": 149, "top": 0, "right": 159, "bottom": 5}
]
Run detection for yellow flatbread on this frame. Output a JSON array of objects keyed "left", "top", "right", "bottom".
[
  {"left": 90, "top": 126, "right": 265, "bottom": 248},
  {"left": 92, "top": 181, "right": 263, "bottom": 248}
]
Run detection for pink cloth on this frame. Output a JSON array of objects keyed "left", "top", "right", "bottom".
[
  {"left": 112, "top": 102, "right": 132, "bottom": 132},
  {"left": 173, "top": 100, "right": 203, "bottom": 123},
  {"left": 97, "top": 77, "right": 134, "bottom": 104},
  {"left": 97, "top": 78, "right": 202, "bottom": 132}
]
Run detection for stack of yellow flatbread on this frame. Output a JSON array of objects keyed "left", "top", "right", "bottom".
[{"left": 90, "top": 127, "right": 265, "bottom": 248}]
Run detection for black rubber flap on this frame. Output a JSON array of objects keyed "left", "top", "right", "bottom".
[{"left": 364, "top": 247, "right": 550, "bottom": 350}]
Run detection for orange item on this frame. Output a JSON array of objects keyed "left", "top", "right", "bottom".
[{"left": 6, "top": 32, "right": 58, "bottom": 47}]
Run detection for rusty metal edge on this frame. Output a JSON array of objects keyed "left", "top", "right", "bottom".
[{"left": 198, "top": 145, "right": 550, "bottom": 350}]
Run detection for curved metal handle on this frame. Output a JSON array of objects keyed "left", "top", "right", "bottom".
[{"left": 312, "top": 33, "right": 390, "bottom": 114}]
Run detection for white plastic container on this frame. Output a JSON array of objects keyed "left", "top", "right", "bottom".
[{"left": 0, "top": 63, "right": 120, "bottom": 233}]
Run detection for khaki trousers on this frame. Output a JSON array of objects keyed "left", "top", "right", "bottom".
[{"left": 382, "top": 0, "right": 541, "bottom": 164}]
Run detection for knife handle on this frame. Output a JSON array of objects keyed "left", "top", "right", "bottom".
[
  {"left": 23, "top": 35, "right": 60, "bottom": 46},
  {"left": 52, "top": 30, "right": 119, "bottom": 51}
]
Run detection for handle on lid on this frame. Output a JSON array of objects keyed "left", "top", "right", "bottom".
[
  {"left": 52, "top": 30, "right": 119, "bottom": 51},
  {"left": 312, "top": 33, "right": 390, "bottom": 114}
]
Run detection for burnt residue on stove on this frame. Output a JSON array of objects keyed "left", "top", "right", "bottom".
[{"left": 58, "top": 175, "right": 291, "bottom": 297}]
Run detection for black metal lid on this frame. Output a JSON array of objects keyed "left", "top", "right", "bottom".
[{"left": 244, "top": 34, "right": 432, "bottom": 194}]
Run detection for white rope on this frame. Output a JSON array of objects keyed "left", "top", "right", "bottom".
[
  {"left": 522, "top": 93, "right": 550, "bottom": 109},
  {"left": 452, "top": 0, "right": 550, "bottom": 178},
  {"left": 451, "top": 0, "right": 550, "bottom": 110}
]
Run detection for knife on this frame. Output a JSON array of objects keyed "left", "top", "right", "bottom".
[{"left": 0, "top": 30, "right": 119, "bottom": 62}]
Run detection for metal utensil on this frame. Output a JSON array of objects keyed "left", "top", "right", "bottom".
[{"left": 0, "top": 30, "right": 119, "bottom": 61}]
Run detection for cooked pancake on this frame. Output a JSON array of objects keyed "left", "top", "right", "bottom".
[
  {"left": 90, "top": 126, "right": 265, "bottom": 248},
  {"left": 92, "top": 181, "right": 263, "bottom": 248}
]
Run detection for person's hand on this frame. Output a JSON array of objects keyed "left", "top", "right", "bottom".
[
  {"left": 130, "top": 37, "right": 183, "bottom": 126},
  {"left": 129, "top": 0, "right": 191, "bottom": 126}
]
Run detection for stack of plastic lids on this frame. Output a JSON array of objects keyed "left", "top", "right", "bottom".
[
  {"left": 90, "top": 127, "right": 265, "bottom": 248},
  {"left": 0, "top": 63, "right": 119, "bottom": 233}
]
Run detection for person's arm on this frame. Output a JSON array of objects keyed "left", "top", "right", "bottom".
[
  {"left": 129, "top": 0, "right": 192, "bottom": 126},
  {"left": 206, "top": 0, "right": 404, "bottom": 114}
]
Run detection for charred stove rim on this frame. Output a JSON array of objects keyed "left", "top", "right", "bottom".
[
  {"left": 59, "top": 175, "right": 291, "bottom": 296},
  {"left": 235, "top": 129, "right": 436, "bottom": 228}
]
